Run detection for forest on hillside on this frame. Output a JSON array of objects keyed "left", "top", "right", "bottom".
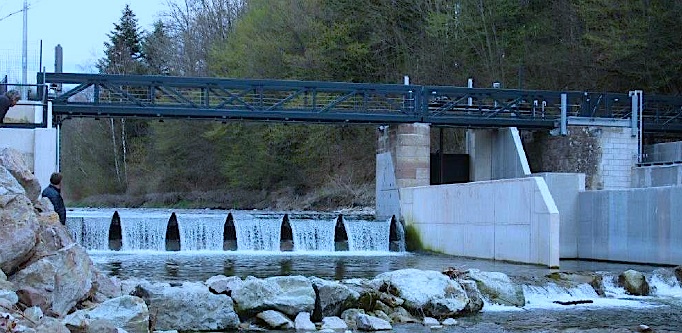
[{"left": 60, "top": 0, "right": 682, "bottom": 210}]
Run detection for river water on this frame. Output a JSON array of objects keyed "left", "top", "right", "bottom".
[
  {"left": 72, "top": 208, "right": 682, "bottom": 332},
  {"left": 88, "top": 251, "right": 682, "bottom": 333}
]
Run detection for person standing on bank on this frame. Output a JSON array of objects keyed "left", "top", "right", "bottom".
[
  {"left": 0, "top": 90, "right": 21, "bottom": 124},
  {"left": 42, "top": 172, "right": 66, "bottom": 225}
]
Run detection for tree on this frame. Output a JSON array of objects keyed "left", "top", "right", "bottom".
[{"left": 97, "top": 5, "right": 146, "bottom": 75}]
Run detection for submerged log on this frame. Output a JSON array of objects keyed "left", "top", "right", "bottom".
[{"left": 552, "top": 300, "right": 594, "bottom": 306}]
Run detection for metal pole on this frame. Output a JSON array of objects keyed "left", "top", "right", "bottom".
[
  {"left": 22, "top": 0, "right": 28, "bottom": 99},
  {"left": 639, "top": 91, "right": 643, "bottom": 164},
  {"left": 467, "top": 78, "right": 473, "bottom": 107},
  {"left": 560, "top": 93, "right": 568, "bottom": 136},
  {"left": 56, "top": 120, "right": 60, "bottom": 171},
  {"left": 629, "top": 91, "right": 638, "bottom": 137}
]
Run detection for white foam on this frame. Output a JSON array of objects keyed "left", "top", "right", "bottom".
[
  {"left": 522, "top": 282, "right": 656, "bottom": 310},
  {"left": 343, "top": 217, "right": 391, "bottom": 251},
  {"left": 176, "top": 214, "right": 226, "bottom": 251},
  {"left": 650, "top": 271, "right": 682, "bottom": 298},
  {"left": 234, "top": 216, "right": 282, "bottom": 251},
  {"left": 290, "top": 218, "right": 336, "bottom": 251}
]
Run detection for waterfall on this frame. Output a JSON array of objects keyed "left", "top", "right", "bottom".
[
  {"left": 233, "top": 214, "right": 282, "bottom": 251},
  {"left": 343, "top": 217, "right": 391, "bottom": 251},
  {"left": 65, "top": 216, "right": 83, "bottom": 245},
  {"left": 81, "top": 216, "right": 112, "bottom": 250},
  {"left": 290, "top": 218, "right": 336, "bottom": 251},
  {"left": 66, "top": 215, "right": 112, "bottom": 250},
  {"left": 120, "top": 216, "right": 168, "bottom": 251},
  {"left": 177, "top": 214, "right": 226, "bottom": 251}
]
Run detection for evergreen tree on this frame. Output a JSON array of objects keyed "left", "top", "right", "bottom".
[{"left": 97, "top": 5, "right": 146, "bottom": 74}]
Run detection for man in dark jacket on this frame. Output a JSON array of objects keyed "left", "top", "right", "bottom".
[
  {"left": 42, "top": 172, "right": 66, "bottom": 225},
  {"left": 0, "top": 90, "right": 20, "bottom": 124}
]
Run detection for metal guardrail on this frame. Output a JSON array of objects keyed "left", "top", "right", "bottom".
[
  {"left": 38, "top": 72, "right": 682, "bottom": 132},
  {"left": 0, "top": 82, "right": 49, "bottom": 128}
]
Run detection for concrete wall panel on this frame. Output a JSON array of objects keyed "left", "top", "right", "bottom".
[
  {"left": 401, "top": 177, "right": 559, "bottom": 267},
  {"left": 578, "top": 186, "right": 682, "bottom": 265}
]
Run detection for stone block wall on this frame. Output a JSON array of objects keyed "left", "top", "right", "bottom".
[
  {"left": 523, "top": 126, "right": 637, "bottom": 190},
  {"left": 376, "top": 123, "right": 430, "bottom": 189},
  {"left": 597, "top": 127, "right": 638, "bottom": 189}
]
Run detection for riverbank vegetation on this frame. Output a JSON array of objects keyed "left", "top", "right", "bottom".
[{"left": 61, "top": 0, "right": 682, "bottom": 209}]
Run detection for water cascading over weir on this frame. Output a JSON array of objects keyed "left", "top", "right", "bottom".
[{"left": 66, "top": 209, "right": 405, "bottom": 253}]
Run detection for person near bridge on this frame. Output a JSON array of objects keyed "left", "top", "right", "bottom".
[
  {"left": 42, "top": 172, "right": 66, "bottom": 225},
  {"left": 0, "top": 90, "right": 20, "bottom": 124}
]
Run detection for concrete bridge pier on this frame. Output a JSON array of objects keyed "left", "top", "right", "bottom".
[{"left": 376, "top": 123, "right": 430, "bottom": 221}]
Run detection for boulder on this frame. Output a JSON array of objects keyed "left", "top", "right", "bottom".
[
  {"left": 136, "top": 282, "right": 239, "bottom": 331},
  {"left": 458, "top": 280, "right": 484, "bottom": 313},
  {"left": 78, "top": 296, "right": 148, "bottom": 333},
  {"left": 321, "top": 316, "right": 347, "bottom": 330},
  {"left": 387, "top": 306, "right": 419, "bottom": 324},
  {"left": 206, "top": 275, "right": 243, "bottom": 296},
  {"left": 31, "top": 215, "right": 76, "bottom": 260},
  {"left": 256, "top": 310, "right": 294, "bottom": 329},
  {"left": 310, "top": 276, "right": 359, "bottom": 317},
  {"left": 34, "top": 316, "right": 70, "bottom": 333},
  {"left": 294, "top": 312, "right": 316, "bottom": 331},
  {"left": 0, "top": 167, "right": 39, "bottom": 275},
  {"left": 231, "top": 275, "right": 315, "bottom": 317},
  {"left": 355, "top": 314, "right": 392, "bottom": 331},
  {"left": 442, "top": 318, "right": 458, "bottom": 326},
  {"left": 0, "top": 289, "right": 18, "bottom": 309},
  {"left": 0, "top": 148, "right": 41, "bottom": 203},
  {"left": 10, "top": 244, "right": 95, "bottom": 316},
  {"left": 370, "top": 310, "right": 391, "bottom": 324},
  {"left": 618, "top": 270, "right": 650, "bottom": 296},
  {"left": 466, "top": 269, "right": 525, "bottom": 307},
  {"left": 343, "top": 279, "right": 381, "bottom": 312},
  {"left": 341, "top": 308, "right": 365, "bottom": 328},
  {"left": 22, "top": 306, "right": 43, "bottom": 323},
  {"left": 371, "top": 269, "right": 470, "bottom": 318},
  {"left": 373, "top": 300, "right": 392, "bottom": 315},
  {"left": 378, "top": 292, "right": 403, "bottom": 307},
  {"left": 92, "top": 271, "right": 123, "bottom": 303},
  {"left": 546, "top": 272, "right": 605, "bottom": 296},
  {"left": 16, "top": 287, "right": 49, "bottom": 311},
  {"left": 674, "top": 266, "right": 682, "bottom": 285}
]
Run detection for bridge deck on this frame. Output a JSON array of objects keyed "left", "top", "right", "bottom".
[{"left": 40, "top": 73, "right": 682, "bottom": 132}]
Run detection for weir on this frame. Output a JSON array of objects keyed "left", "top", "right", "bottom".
[
  {"left": 3, "top": 75, "right": 681, "bottom": 268},
  {"left": 67, "top": 210, "right": 402, "bottom": 253}
]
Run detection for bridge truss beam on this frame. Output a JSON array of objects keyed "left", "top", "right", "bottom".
[{"left": 40, "top": 73, "right": 682, "bottom": 133}]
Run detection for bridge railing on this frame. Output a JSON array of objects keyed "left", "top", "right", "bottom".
[
  {"left": 39, "top": 72, "right": 682, "bottom": 132},
  {"left": 40, "top": 73, "right": 424, "bottom": 124},
  {"left": 0, "top": 82, "right": 49, "bottom": 128}
]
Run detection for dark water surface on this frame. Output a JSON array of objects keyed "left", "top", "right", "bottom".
[{"left": 90, "top": 250, "right": 668, "bottom": 282}]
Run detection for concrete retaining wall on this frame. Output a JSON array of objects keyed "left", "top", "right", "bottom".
[
  {"left": 467, "top": 128, "right": 531, "bottom": 181},
  {"left": 400, "top": 177, "right": 559, "bottom": 267},
  {"left": 0, "top": 128, "right": 57, "bottom": 188},
  {"left": 578, "top": 186, "right": 682, "bottom": 265},
  {"left": 536, "top": 173, "right": 585, "bottom": 259},
  {"left": 643, "top": 141, "right": 682, "bottom": 163},
  {"left": 632, "top": 164, "right": 682, "bottom": 188}
]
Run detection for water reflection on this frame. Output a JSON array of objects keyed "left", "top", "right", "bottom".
[{"left": 89, "top": 251, "right": 669, "bottom": 283}]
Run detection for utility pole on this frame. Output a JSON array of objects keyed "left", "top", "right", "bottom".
[{"left": 22, "top": 0, "right": 28, "bottom": 99}]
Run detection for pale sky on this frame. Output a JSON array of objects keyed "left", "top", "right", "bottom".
[{"left": 0, "top": 0, "right": 163, "bottom": 82}]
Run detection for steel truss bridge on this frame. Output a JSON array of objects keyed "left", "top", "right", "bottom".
[{"left": 39, "top": 72, "right": 682, "bottom": 133}]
